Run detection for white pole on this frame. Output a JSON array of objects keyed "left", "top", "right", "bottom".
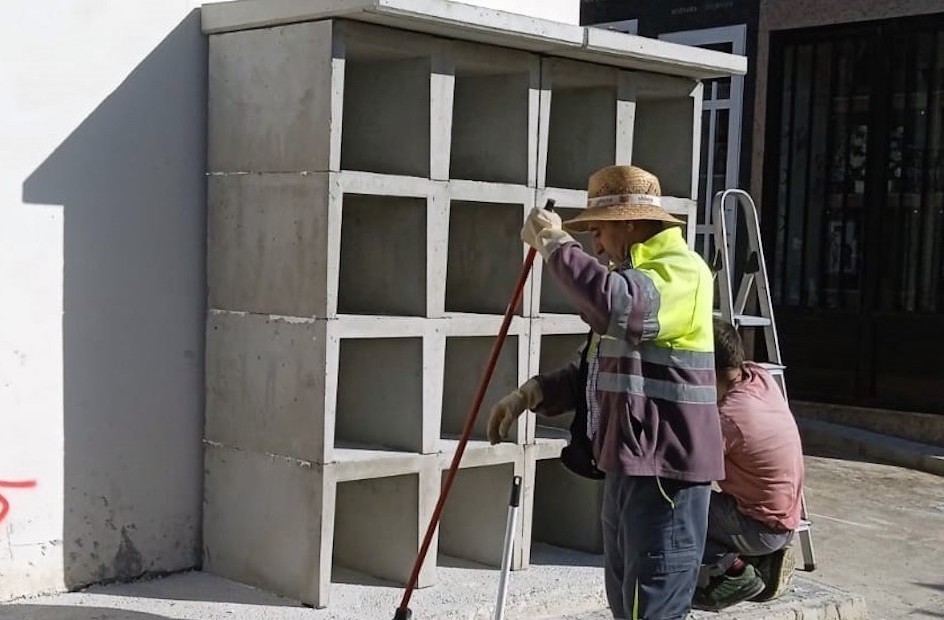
[{"left": 494, "top": 475, "right": 522, "bottom": 620}]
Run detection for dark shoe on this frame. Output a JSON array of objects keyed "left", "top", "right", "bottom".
[
  {"left": 692, "top": 563, "right": 766, "bottom": 612},
  {"left": 746, "top": 546, "right": 796, "bottom": 602}
]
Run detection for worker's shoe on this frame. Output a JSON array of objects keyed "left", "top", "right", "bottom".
[
  {"left": 746, "top": 546, "right": 797, "bottom": 602},
  {"left": 692, "top": 563, "right": 765, "bottom": 612}
]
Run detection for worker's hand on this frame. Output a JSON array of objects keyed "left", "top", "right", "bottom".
[
  {"left": 521, "top": 207, "right": 574, "bottom": 261},
  {"left": 487, "top": 377, "right": 543, "bottom": 444}
]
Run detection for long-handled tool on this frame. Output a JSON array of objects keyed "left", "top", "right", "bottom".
[
  {"left": 494, "top": 475, "right": 522, "bottom": 620},
  {"left": 393, "top": 199, "right": 556, "bottom": 620}
]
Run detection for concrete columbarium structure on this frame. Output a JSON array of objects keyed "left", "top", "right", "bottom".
[{"left": 200, "top": 0, "right": 744, "bottom": 608}]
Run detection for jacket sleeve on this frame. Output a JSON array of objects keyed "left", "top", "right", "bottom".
[
  {"left": 533, "top": 361, "right": 580, "bottom": 417},
  {"left": 544, "top": 241, "right": 660, "bottom": 344}
]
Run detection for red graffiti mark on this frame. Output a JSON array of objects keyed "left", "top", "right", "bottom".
[{"left": 0, "top": 480, "right": 37, "bottom": 525}]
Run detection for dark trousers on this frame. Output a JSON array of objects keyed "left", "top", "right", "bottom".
[
  {"left": 602, "top": 475, "right": 710, "bottom": 620},
  {"left": 700, "top": 491, "right": 794, "bottom": 581}
]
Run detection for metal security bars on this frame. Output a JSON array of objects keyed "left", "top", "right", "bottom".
[
  {"left": 879, "top": 30, "right": 944, "bottom": 314},
  {"left": 769, "top": 25, "right": 944, "bottom": 315},
  {"left": 769, "top": 35, "right": 871, "bottom": 311},
  {"left": 765, "top": 16, "right": 944, "bottom": 414}
]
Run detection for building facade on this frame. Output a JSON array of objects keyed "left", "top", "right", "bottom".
[{"left": 583, "top": 0, "right": 944, "bottom": 414}]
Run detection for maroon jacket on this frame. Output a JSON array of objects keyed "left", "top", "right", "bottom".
[{"left": 535, "top": 229, "right": 725, "bottom": 483}]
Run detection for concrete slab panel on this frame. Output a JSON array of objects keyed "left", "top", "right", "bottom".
[
  {"left": 201, "top": 0, "right": 747, "bottom": 80},
  {"left": 341, "top": 57, "right": 431, "bottom": 177},
  {"left": 439, "top": 314, "right": 530, "bottom": 337},
  {"left": 338, "top": 170, "right": 438, "bottom": 197},
  {"left": 337, "top": 194, "right": 426, "bottom": 316},
  {"left": 208, "top": 173, "right": 335, "bottom": 317},
  {"left": 333, "top": 448, "right": 428, "bottom": 483},
  {"left": 208, "top": 21, "right": 339, "bottom": 173},
  {"left": 532, "top": 426, "right": 569, "bottom": 460},
  {"left": 536, "top": 313, "right": 591, "bottom": 335},
  {"left": 438, "top": 439, "right": 523, "bottom": 470},
  {"left": 336, "top": 337, "right": 424, "bottom": 452},
  {"left": 430, "top": 55, "right": 455, "bottom": 182},
  {"left": 442, "top": 336, "right": 520, "bottom": 442},
  {"left": 450, "top": 73, "right": 530, "bottom": 184},
  {"left": 333, "top": 474, "right": 420, "bottom": 584},
  {"left": 439, "top": 462, "right": 517, "bottom": 567},
  {"left": 202, "top": 444, "right": 333, "bottom": 608},
  {"left": 445, "top": 200, "right": 525, "bottom": 315},
  {"left": 616, "top": 73, "right": 636, "bottom": 165},
  {"left": 205, "top": 312, "right": 329, "bottom": 462},
  {"left": 532, "top": 459, "right": 603, "bottom": 554}
]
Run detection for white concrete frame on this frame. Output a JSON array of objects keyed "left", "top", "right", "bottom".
[
  {"left": 660, "top": 25, "right": 747, "bottom": 259},
  {"left": 202, "top": 5, "right": 742, "bottom": 608}
]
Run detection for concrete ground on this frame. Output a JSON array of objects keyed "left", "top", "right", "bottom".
[
  {"left": 795, "top": 451, "right": 944, "bottom": 619},
  {"left": 1, "top": 451, "right": 941, "bottom": 619}
]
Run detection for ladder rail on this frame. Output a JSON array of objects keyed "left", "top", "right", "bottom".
[
  {"left": 712, "top": 189, "right": 783, "bottom": 367},
  {"left": 711, "top": 188, "right": 815, "bottom": 572}
]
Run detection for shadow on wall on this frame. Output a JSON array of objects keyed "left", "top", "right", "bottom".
[{"left": 21, "top": 11, "right": 207, "bottom": 589}]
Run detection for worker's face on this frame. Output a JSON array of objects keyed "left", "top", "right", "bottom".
[{"left": 588, "top": 221, "right": 635, "bottom": 263}]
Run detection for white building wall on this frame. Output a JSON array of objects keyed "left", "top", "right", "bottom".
[
  {"left": 0, "top": 0, "right": 215, "bottom": 600},
  {"left": 0, "top": 0, "right": 578, "bottom": 601}
]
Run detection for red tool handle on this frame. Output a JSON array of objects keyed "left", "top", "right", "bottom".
[{"left": 394, "top": 200, "right": 554, "bottom": 618}]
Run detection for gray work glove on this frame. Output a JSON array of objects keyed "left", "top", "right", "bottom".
[
  {"left": 487, "top": 377, "right": 543, "bottom": 444},
  {"left": 521, "top": 207, "right": 575, "bottom": 261}
]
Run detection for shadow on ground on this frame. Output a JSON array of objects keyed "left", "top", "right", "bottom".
[
  {"left": 80, "top": 572, "right": 302, "bottom": 608},
  {"left": 528, "top": 543, "right": 604, "bottom": 568},
  {"left": 0, "top": 606, "right": 170, "bottom": 620}
]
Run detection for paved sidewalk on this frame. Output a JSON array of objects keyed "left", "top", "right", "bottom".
[
  {"left": 2, "top": 453, "right": 941, "bottom": 619},
  {"left": 794, "top": 453, "right": 944, "bottom": 619},
  {"left": 0, "top": 560, "right": 864, "bottom": 620}
]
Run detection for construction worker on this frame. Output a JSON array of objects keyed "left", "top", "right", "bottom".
[
  {"left": 488, "top": 165, "right": 724, "bottom": 620},
  {"left": 691, "top": 318, "right": 805, "bottom": 611}
]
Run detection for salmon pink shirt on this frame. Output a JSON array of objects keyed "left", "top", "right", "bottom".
[{"left": 718, "top": 362, "right": 805, "bottom": 532}]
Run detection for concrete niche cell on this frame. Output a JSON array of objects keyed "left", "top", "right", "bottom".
[
  {"left": 445, "top": 200, "right": 525, "bottom": 315},
  {"left": 337, "top": 194, "right": 427, "bottom": 316}
]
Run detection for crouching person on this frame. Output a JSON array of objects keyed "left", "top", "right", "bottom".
[
  {"left": 692, "top": 318, "right": 805, "bottom": 611},
  {"left": 488, "top": 165, "right": 725, "bottom": 620}
]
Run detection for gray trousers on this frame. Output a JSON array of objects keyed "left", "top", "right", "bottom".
[
  {"left": 602, "top": 475, "right": 710, "bottom": 620},
  {"left": 700, "top": 491, "right": 794, "bottom": 580}
]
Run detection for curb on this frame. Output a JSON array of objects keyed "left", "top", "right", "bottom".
[{"left": 797, "top": 417, "right": 944, "bottom": 477}]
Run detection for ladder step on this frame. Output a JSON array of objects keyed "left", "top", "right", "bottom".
[
  {"left": 733, "top": 314, "right": 772, "bottom": 327},
  {"left": 710, "top": 312, "right": 773, "bottom": 328}
]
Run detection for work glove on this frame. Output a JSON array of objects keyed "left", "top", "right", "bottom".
[
  {"left": 487, "top": 377, "right": 543, "bottom": 444},
  {"left": 521, "top": 207, "right": 575, "bottom": 261}
]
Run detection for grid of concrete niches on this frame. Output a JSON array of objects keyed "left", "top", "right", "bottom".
[{"left": 204, "top": 17, "right": 702, "bottom": 608}]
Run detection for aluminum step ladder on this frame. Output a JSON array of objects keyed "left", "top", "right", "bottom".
[{"left": 710, "top": 188, "right": 817, "bottom": 572}]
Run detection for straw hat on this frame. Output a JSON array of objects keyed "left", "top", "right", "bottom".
[{"left": 563, "top": 165, "right": 684, "bottom": 233}]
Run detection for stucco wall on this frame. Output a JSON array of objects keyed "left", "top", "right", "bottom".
[{"left": 0, "top": 0, "right": 209, "bottom": 600}]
